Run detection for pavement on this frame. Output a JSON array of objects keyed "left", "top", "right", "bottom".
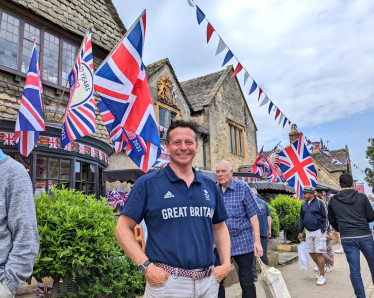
[{"left": 225, "top": 243, "right": 374, "bottom": 298}]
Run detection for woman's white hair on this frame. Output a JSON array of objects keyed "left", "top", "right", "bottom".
[{"left": 251, "top": 188, "right": 258, "bottom": 197}]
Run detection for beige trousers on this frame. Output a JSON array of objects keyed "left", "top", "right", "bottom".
[{"left": 0, "top": 282, "right": 13, "bottom": 298}]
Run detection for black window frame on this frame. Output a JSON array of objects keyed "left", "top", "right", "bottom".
[{"left": 0, "top": 8, "right": 79, "bottom": 87}]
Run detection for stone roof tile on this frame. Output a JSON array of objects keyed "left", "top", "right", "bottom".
[{"left": 311, "top": 148, "right": 349, "bottom": 172}]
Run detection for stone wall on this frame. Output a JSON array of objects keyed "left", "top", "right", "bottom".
[
  {"left": 9, "top": 0, "right": 126, "bottom": 51},
  {"left": 196, "top": 73, "right": 257, "bottom": 171},
  {"left": 313, "top": 161, "right": 339, "bottom": 187}
]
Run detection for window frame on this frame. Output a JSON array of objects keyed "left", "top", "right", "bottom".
[
  {"left": 227, "top": 121, "right": 245, "bottom": 157},
  {"left": 0, "top": 5, "right": 100, "bottom": 91}
]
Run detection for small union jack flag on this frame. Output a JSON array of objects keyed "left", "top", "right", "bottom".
[
  {"left": 36, "top": 285, "right": 52, "bottom": 298},
  {"left": 98, "top": 150, "right": 103, "bottom": 160},
  {"left": 90, "top": 147, "right": 96, "bottom": 157},
  {"left": 106, "top": 189, "right": 129, "bottom": 207},
  {"left": 247, "top": 146, "right": 264, "bottom": 176},
  {"left": 3, "top": 132, "right": 16, "bottom": 146},
  {"left": 48, "top": 137, "right": 58, "bottom": 149},
  {"left": 64, "top": 143, "right": 72, "bottom": 151},
  {"left": 79, "top": 144, "right": 85, "bottom": 154}
]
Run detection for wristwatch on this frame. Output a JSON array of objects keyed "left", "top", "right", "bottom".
[{"left": 138, "top": 260, "right": 151, "bottom": 274}]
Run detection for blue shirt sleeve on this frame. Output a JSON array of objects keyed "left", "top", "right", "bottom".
[
  {"left": 243, "top": 185, "right": 260, "bottom": 219},
  {"left": 121, "top": 178, "right": 147, "bottom": 224},
  {"left": 212, "top": 185, "right": 228, "bottom": 224}
]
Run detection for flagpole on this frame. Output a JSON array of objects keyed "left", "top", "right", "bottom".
[
  {"left": 52, "top": 26, "right": 92, "bottom": 120},
  {"left": 95, "top": 9, "right": 146, "bottom": 73}
]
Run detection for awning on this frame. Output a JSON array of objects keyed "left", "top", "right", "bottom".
[
  {"left": 247, "top": 181, "right": 295, "bottom": 194},
  {"left": 103, "top": 169, "right": 157, "bottom": 184}
]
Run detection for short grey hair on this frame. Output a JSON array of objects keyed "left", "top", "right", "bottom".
[{"left": 251, "top": 188, "right": 258, "bottom": 197}]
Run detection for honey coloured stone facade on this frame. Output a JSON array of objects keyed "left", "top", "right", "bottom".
[{"left": 182, "top": 66, "right": 258, "bottom": 171}]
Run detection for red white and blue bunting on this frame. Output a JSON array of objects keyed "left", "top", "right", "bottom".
[
  {"left": 187, "top": 0, "right": 292, "bottom": 128},
  {"left": 0, "top": 131, "right": 109, "bottom": 165}
]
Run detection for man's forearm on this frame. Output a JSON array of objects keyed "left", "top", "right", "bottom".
[
  {"left": 267, "top": 216, "right": 272, "bottom": 235},
  {"left": 250, "top": 215, "right": 261, "bottom": 242},
  {"left": 213, "top": 222, "right": 231, "bottom": 267},
  {"left": 115, "top": 216, "right": 148, "bottom": 265}
]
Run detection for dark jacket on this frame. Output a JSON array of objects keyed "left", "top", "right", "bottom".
[
  {"left": 299, "top": 197, "right": 328, "bottom": 233},
  {"left": 328, "top": 189, "right": 374, "bottom": 239}
]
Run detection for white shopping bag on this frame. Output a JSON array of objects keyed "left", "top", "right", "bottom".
[
  {"left": 298, "top": 241, "right": 310, "bottom": 269},
  {"left": 258, "top": 258, "right": 291, "bottom": 298}
]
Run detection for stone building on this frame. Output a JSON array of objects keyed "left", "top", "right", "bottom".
[
  {"left": 0, "top": 0, "right": 126, "bottom": 197},
  {"left": 0, "top": 1, "right": 259, "bottom": 196},
  {"left": 182, "top": 66, "right": 258, "bottom": 171}
]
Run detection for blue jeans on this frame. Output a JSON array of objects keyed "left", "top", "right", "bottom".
[{"left": 341, "top": 235, "right": 374, "bottom": 298}]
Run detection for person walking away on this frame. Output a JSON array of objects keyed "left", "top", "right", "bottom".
[
  {"left": 328, "top": 173, "right": 374, "bottom": 298},
  {"left": 216, "top": 160, "right": 263, "bottom": 298},
  {"left": 0, "top": 149, "right": 40, "bottom": 298},
  {"left": 116, "top": 120, "right": 231, "bottom": 298},
  {"left": 298, "top": 186, "right": 328, "bottom": 286},
  {"left": 251, "top": 188, "right": 271, "bottom": 281}
]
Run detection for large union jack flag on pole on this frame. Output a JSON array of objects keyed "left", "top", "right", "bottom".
[
  {"left": 247, "top": 146, "right": 264, "bottom": 176},
  {"left": 94, "top": 11, "right": 161, "bottom": 172},
  {"left": 61, "top": 28, "right": 95, "bottom": 147},
  {"left": 278, "top": 133, "right": 317, "bottom": 198},
  {"left": 97, "top": 100, "right": 127, "bottom": 153},
  {"left": 14, "top": 37, "right": 45, "bottom": 157}
]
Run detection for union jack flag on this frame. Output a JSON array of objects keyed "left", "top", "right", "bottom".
[
  {"left": 36, "top": 285, "right": 52, "bottom": 298},
  {"left": 94, "top": 11, "right": 161, "bottom": 172},
  {"left": 61, "top": 28, "right": 95, "bottom": 148},
  {"left": 153, "top": 144, "right": 170, "bottom": 167},
  {"left": 97, "top": 100, "right": 127, "bottom": 153},
  {"left": 106, "top": 189, "right": 129, "bottom": 208},
  {"left": 3, "top": 132, "right": 16, "bottom": 146},
  {"left": 247, "top": 146, "right": 264, "bottom": 176},
  {"left": 64, "top": 143, "right": 72, "bottom": 151},
  {"left": 90, "top": 147, "right": 96, "bottom": 157},
  {"left": 278, "top": 133, "right": 317, "bottom": 198},
  {"left": 98, "top": 150, "right": 103, "bottom": 160},
  {"left": 79, "top": 144, "right": 85, "bottom": 154},
  {"left": 14, "top": 38, "right": 45, "bottom": 157},
  {"left": 48, "top": 137, "right": 58, "bottom": 149}
]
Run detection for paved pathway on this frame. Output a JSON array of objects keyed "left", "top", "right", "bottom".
[{"left": 225, "top": 243, "right": 374, "bottom": 298}]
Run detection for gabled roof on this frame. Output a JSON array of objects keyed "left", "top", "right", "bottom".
[
  {"left": 311, "top": 148, "right": 349, "bottom": 173},
  {"left": 181, "top": 67, "right": 229, "bottom": 112},
  {"left": 9, "top": 0, "right": 126, "bottom": 51},
  {"left": 145, "top": 58, "right": 193, "bottom": 111}
]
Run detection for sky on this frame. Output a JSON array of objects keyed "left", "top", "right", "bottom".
[{"left": 112, "top": 0, "right": 374, "bottom": 194}]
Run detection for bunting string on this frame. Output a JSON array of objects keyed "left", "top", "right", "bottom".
[{"left": 186, "top": 0, "right": 292, "bottom": 128}]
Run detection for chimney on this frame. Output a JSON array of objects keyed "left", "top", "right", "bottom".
[
  {"left": 289, "top": 124, "right": 299, "bottom": 144},
  {"left": 312, "top": 141, "right": 320, "bottom": 153},
  {"left": 320, "top": 138, "right": 328, "bottom": 151}
]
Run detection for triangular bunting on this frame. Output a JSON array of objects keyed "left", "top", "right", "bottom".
[
  {"left": 215, "top": 38, "right": 226, "bottom": 56},
  {"left": 259, "top": 95, "right": 269, "bottom": 107},
  {"left": 231, "top": 63, "right": 243, "bottom": 78},
  {"left": 275, "top": 108, "right": 281, "bottom": 120},
  {"left": 187, "top": 0, "right": 194, "bottom": 7},
  {"left": 249, "top": 81, "right": 257, "bottom": 95},
  {"left": 222, "top": 50, "right": 234, "bottom": 67},
  {"left": 278, "top": 113, "right": 284, "bottom": 125},
  {"left": 288, "top": 120, "right": 291, "bottom": 125},
  {"left": 244, "top": 71, "right": 250, "bottom": 85},
  {"left": 268, "top": 102, "right": 274, "bottom": 114},
  {"left": 207, "top": 23, "right": 214, "bottom": 43},
  {"left": 258, "top": 88, "right": 263, "bottom": 101},
  {"left": 283, "top": 117, "right": 287, "bottom": 128},
  {"left": 196, "top": 6, "right": 205, "bottom": 24}
]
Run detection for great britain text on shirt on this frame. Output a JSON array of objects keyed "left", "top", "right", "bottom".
[{"left": 162, "top": 206, "right": 214, "bottom": 220}]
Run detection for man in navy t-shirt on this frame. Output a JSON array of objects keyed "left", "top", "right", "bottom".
[
  {"left": 251, "top": 188, "right": 271, "bottom": 281},
  {"left": 116, "top": 120, "right": 231, "bottom": 298}
]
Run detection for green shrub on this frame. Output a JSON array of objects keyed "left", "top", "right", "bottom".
[
  {"left": 268, "top": 205, "right": 280, "bottom": 238},
  {"left": 269, "top": 195, "right": 302, "bottom": 243},
  {"left": 34, "top": 187, "right": 145, "bottom": 297},
  {"left": 75, "top": 256, "right": 145, "bottom": 298}
]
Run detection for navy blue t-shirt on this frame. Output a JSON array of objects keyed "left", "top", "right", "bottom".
[
  {"left": 255, "top": 197, "right": 270, "bottom": 237},
  {"left": 121, "top": 165, "right": 228, "bottom": 270}
]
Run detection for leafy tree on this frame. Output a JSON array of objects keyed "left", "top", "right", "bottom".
[
  {"left": 365, "top": 138, "right": 374, "bottom": 189},
  {"left": 269, "top": 195, "right": 302, "bottom": 243},
  {"left": 33, "top": 187, "right": 124, "bottom": 297}
]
